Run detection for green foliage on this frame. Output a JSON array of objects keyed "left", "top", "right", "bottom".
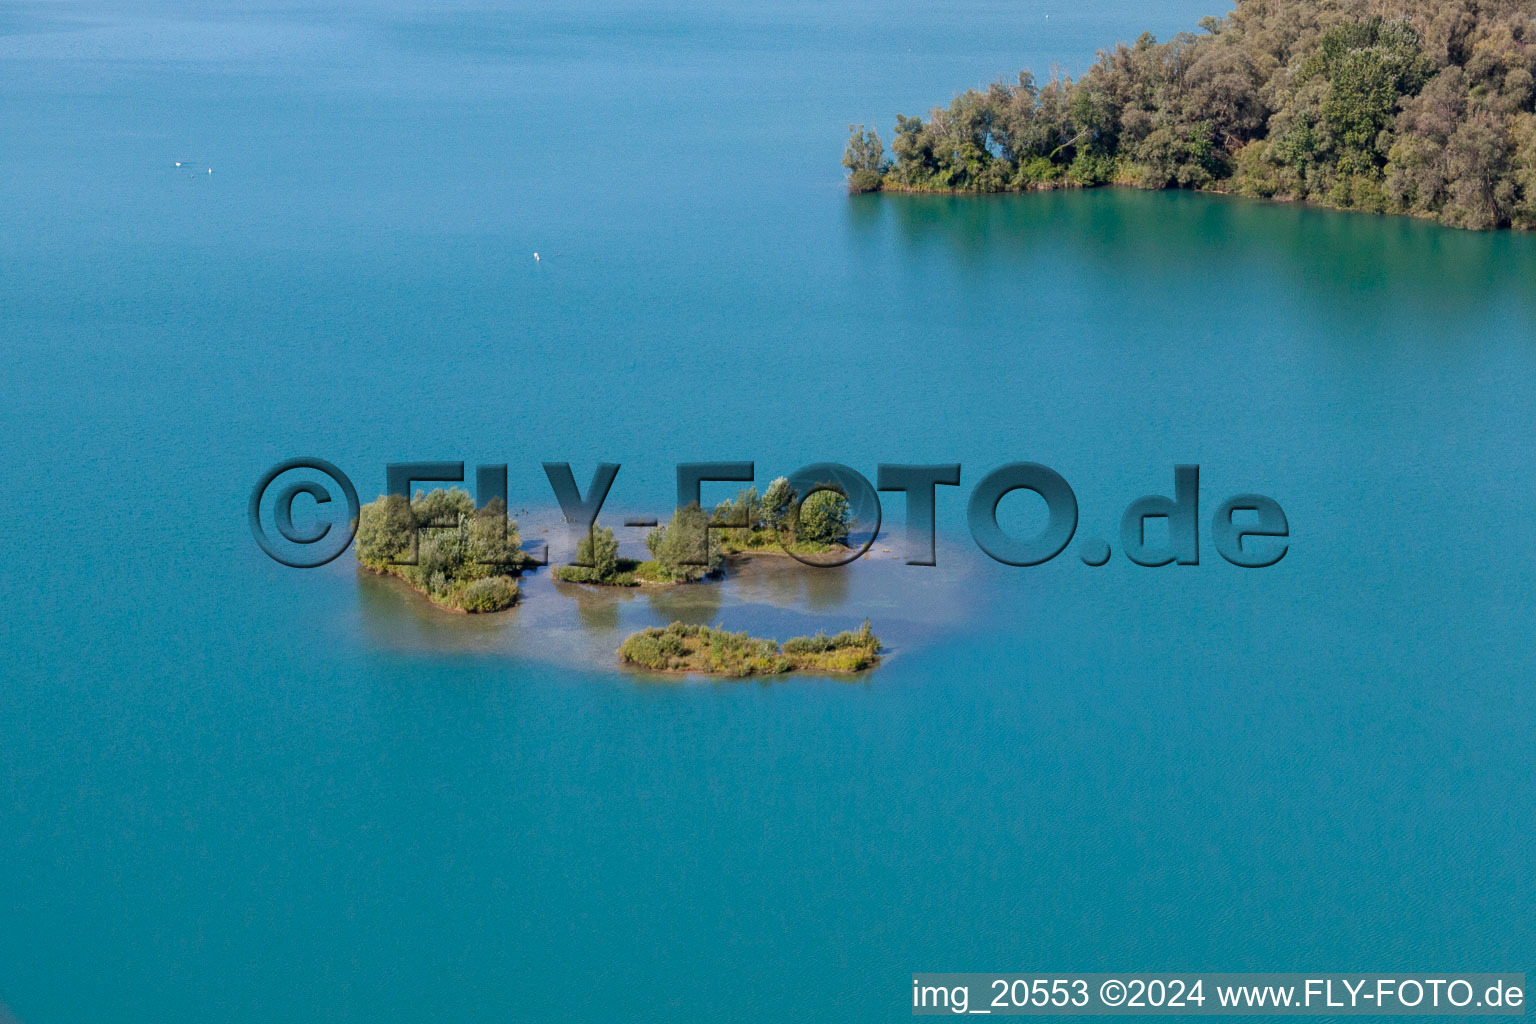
[
  {"left": 460, "top": 576, "right": 519, "bottom": 613},
  {"left": 618, "top": 620, "right": 883, "bottom": 677},
  {"left": 794, "top": 489, "right": 852, "bottom": 547},
  {"left": 705, "top": 478, "right": 851, "bottom": 555},
  {"left": 1286, "top": 19, "right": 1436, "bottom": 178},
  {"left": 781, "top": 619, "right": 882, "bottom": 658},
  {"left": 713, "top": 528, "right": 785, "bottom": 554},
  {"left": 1133, "top": 120, "right": 1223, "bottom": 187},
  {"left": 843, "top": 124, "right": 888, "bottom": 193},
  {"left": 711, "top": 486, "right": 785, "bottom": 554},
  {"left": 1066, "top": 148, "right": 1120, "bottom": 185},
  {"left": 552, "top": 523, "right": 642, "bottom": 585},
  {"left": 553, "top": 563, "right": 639, "bottom": 586},
  {"left": 850, "top": 0, "right": 1536, "bottom": 228},
  {"left": 1513, "top": 114, "right": 1536, "bottom": 229},
  {"left": 848, "top": 169, "right": 883, "bottom": 193},
  {"left": 711, "top": 487, "right": 762, "bottom": 530},
  {"left": 354, "top": 489, "right": 525, "bottom": 612},
  {"left": 619, "top": 622, "right": 788, "bottom": 676},
  {"left": 643, "top": 503, "right": 723, "bottom": 582},
  {"left": 760, "top": 477, "right": 795, "bottom": 531},
  {"left": 576, "top": 524, "right": 619, "bottom": 578},
  {"left": 354, "top": 492, "right": 416, "bottom": 568}
]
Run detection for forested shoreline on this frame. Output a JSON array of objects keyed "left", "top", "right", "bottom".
[{"left": 843, "top": 0, "right": 1536, "bottom": 229}]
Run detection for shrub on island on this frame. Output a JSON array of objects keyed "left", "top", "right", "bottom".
[
  {"left": 618, "top": 619, "right": 882, "bottom": 677},
  {"left": 552, "top": 525, "right": 640, "bottom": 586},
  {"left": 554, "top": 483, "right": 856, "bottom": 587},
  {"left": 354, "top": 489, "right": 529, "bottom": 612},
  {"left": 459, "top": 576, "right": 520, "bottom": 612},
  {"left": 795, "top": 489, "right": 853, "bottom": 547},
  {"left": 644, "top": 503, "right": 725, "bottom": 580},
  {"left": 553, "top": 507, "right": 724, "bottom": 586},
  {"left": 711, "top": 479, "right": 853, "bottom": 555}
]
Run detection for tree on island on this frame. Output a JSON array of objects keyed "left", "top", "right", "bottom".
[
  {"left": 553, "top": 506, "right": 725, "bottom": 586},
  {"left": 793, "top": 489, "right": 853, "bottom": 547},
  {"left": 553, "top": 523, "right": 640, "bottom": 585},
  {"left": 553, "top": 482, "right": 858, "bottom": 588},
  {"left": 709, "top": 477, "right": 853, "bottom": 554},
  {"left": 354, "top": 489, "right": 526, "bottom": 612},
  {"left": 645, "top": 503, "right": 723, "bottom": 582},
  {"left": 576, "top": 524, "right": 621, "bottom": 578},
  {"left": 760, "top": 477, "right": 794, "bottom": 531},
  {"left": 843, "top": 125, "right": 887, "bottom": 193}
]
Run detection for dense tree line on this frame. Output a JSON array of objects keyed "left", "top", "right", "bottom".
[{"left": 844, "top": 0, "right": 1536, "bottom": 229}]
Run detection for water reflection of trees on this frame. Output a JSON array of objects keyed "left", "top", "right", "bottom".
[
  {"left": 644, "top": 576, "right": 723, "bottom": 626},
  {"left": 563, "top": 580, "right": 635, "bottom": 632},
  {"left": 354, "top": 568, "right": 516, "bottom": 654},
  {"left": 862, "top": 189, "right": 1536, "bottom": 326},
  {"left": 729, "top": 555, "right": 851, "bottom": 613}
]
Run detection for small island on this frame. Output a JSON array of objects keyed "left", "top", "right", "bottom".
[
  {"left": 618, "top": 620, "right": 883, "bottom": 677},
  {"left": 552, "top": 478, "right": 854, "bottom": 586},
  {"left": 843, "top": 0, "right": 1536, "bottom": 231},
  {"left": 354, "top": 489, "right": 533, "bottom": 612}
]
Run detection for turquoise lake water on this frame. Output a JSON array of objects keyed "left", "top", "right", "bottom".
[{"left": 1, "top": 1, "right": 1533, "bottom": 1021}]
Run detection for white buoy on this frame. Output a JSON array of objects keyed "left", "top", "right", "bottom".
[
  {"left": 175, "top": 161, "right": 182, "bottom": 167},
  {"left": 207, "top": 168, "right": 213, "bottom": 174},
  {"left": 533, "top": 252, "right": 540, "bottom": 261}
]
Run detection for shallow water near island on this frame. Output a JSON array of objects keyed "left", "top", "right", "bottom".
[
  {"left": 348, "top": 513, "right": 979, "bottom": 675},
  {"left": 2, "top": 0, "right": 1534, "bottom": 1021}
]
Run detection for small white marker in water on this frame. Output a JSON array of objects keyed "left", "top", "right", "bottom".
[
  {"left": 175, "top": 161, "right": 182, "bottom": 167},
  {"left": 533, "top": 252, "right": 540, "bottom": 261},
  {"left": 208, "top": 168, "right": 213, "bottom": 174}
]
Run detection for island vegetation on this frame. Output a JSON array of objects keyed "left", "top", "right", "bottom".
[
  {"left": 843, "top": 0, "right": 1536, "bottom": 230},
  {"left": 618, "top": 620, "right": 883, "bottom": 676},
  {"left": 354, "top": 489, "right": 532, "bottom": 612},
  {"left": 553, "top": 479, "right": 856, "bottom": 586},
  {"left": 709, "top": 479, "right": 853, "bottom": 556},
  {"left": 552, "top": 503, "right": 724, "bottom": 586}
]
